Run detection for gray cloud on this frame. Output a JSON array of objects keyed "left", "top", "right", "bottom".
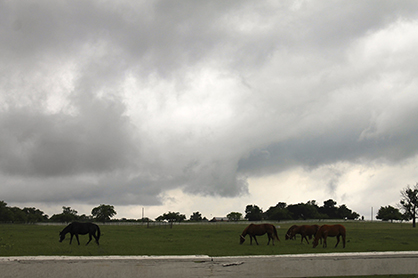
[
  {"left": 0, "top": 97, "right": 136, "bottom": 177},
  {"left": 1, "top": 1, "right": 418, "bottom": 214}
]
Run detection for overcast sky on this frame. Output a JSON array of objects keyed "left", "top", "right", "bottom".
[{"left": 1, "top": 0, "right": 418, "bottom": 220}]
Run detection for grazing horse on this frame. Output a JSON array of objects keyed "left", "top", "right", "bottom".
[
  {"left": 289, "top": 225, "right": 319, "bottom": 244},
  {"left": 240, "top": 224, "right": 280, "bottom": 245},
  {"left": 285, "top": 225, "right": 299, "bottom": 240},
  {"left": 59, "top": 222, "right": 101, "bottom": 245},
  {"left": 312, "top": 224, "right": 346, "bottom": 248}
]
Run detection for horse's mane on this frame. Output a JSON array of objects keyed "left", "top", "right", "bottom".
[
  {"left": 61, "top": 223, "right": 73, "bottom": 234},
  {"left": 241, "top": 224, "right": 253, "bottom": 236}
]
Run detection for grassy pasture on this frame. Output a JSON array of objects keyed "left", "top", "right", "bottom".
[{"left": 0, "top": 221, "right": 418, "bottom": 257}]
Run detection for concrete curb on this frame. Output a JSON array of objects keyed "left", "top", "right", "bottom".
[{"left": 2, "top": 251, "right": 418, "bottom": 277}]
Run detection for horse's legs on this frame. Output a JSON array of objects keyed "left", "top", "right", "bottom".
[
  {"left": 253, "top": 236, "right": 259, "bottom": 245},
  {"left": 86, "top": 234, "right": 92, "bottom": 245},
  {"left": 335, "top": 235, "right": 340, "bottom": 248},
  {"left": 69, "top": 234, "right": 73, "bottom": 245},
  {"left": 267, "top": 233, "right": 274, "bottom": 245},
  {"left": 94, "top": 233, "right": 100, "bottom": 245},
  {"left": 323, "top": 236, "right": 327, "bottom": 248},
  {"left": 342, "top": 235, "right": 346, "bottom": 248},
  {"left": 75, "top": 234, "right": 81, "bottom": 245}
]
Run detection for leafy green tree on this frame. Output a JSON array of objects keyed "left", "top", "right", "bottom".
[
  {"left": 91, "top": 204, "right": 117, "bottom": 223},
  {"left": 245, "top": 204, "right": 263, "bottom": 221},
  {"left": 156, "top": 211, "right": 186, "bottom": 222},
  {"left": 227, "top": 212, "right": 242, "bottom": 221},
  {"left": 9, "top": 207, "right": 27, "bottom": 222},
  {"left": 0, "top": 201, "right": 13, "bottom": 222},
  {"left": 400, "top": 183, "right": 418, "bottom": 227},
  {"left": 50, "top": 206, "right": 79, "bottom": 223},
  {"left": 319, "top": 199, "right": 338, "bottom": 219},
  {"left": 265, "top": 202, "right": 292, "bottom": 221},
  {"left": 189, "top": 211, "right": 203, "bottom": 221},
  {"left": 62, "top": 206, "right": 79, "bottom": 222},
  {"left": 287, "top": 202, "right": 321, "bottom": 220},
  {"left": 376, "top": 205, "right": 403, "bottom": 222},
  {"left": 156, "top": 211, "right": 186, "bottom": 228},
  {"left": 22, "top": 207, "right": 48, "bottom": 222},
  {"left": 337, "top": 204, "right": 360, "bottom": 220},
  {"left": 78, "top": 214, "right": 93, "bottom": 221},
  {"left": 307, "top": 200, "right": 329, "bottom": 219}
]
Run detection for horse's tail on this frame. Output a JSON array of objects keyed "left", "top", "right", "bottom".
[
  {"left": 96, "top": 225, "right": 101, "bottom": 240},
  {"left": 273, "top": 225, "right": 280, "bottom": 241}
]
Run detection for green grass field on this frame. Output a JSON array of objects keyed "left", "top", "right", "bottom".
[
  {"left": 0, "top": 221, "right": 417, "bottom": 257},
  {"left": 2, "top": 221, "right": 417, "bottom": 278}
]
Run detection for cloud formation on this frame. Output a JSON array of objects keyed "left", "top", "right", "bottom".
[{"left": 1, "top": 1, "right": 418, "bottom": 218}]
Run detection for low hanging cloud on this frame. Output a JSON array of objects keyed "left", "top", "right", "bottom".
[{"left": 1, "top": 1, "right": 418, "bottom": 211}]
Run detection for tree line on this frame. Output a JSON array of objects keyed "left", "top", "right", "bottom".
[
  {"left": 0, "top": 198, "right": 358, "bottom": 224},
  {"left": 2, "top": 183, "right": 418, "bottom": 226},
  {"left": 244, "top": 199, "right": 360, "bottom": 221},
  {"left": 0, "top": 202, "right": 116, "bottom": 223}
]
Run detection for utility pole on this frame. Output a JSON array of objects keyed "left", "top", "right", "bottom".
[{"left": 371, "top": 207, "right": 373, "bottom": 221}]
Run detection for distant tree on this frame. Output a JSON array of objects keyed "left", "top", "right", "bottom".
[
  {"left": 376, "top": 205, "right": 403, "bottom": 222},
  {"left": 0, "top": 201, "right": 12, "bottom": 222},
  {"left": 138, "top": 217, "right": 152, "bottom": 223},
  {"left": 319, "top": 199, "right": 338, "bottom": 219},
  {"left": 78, "top": 214, "right": 93, "bottom": 221},
  {"left": 306, "top": 200, "right": 318, "bottom": 206},
  {"left": 22, "top": 207, "right": 48, "bottom": 222},
  {"left": 91, "top": 204, "right": 117, "bottom": 223},
  {"left": 265, "top": 202, "right": 292, "bottom": 221},
  {"left": 189, "top": 211, "right": 203, "bottom": 221},
  {"left": 156, "top": 211, "right": 186, "bottom": 225},
  {"left": 287, "top": 202, "right": 321, "bottom": 220},
  {"left": 245, "top": 205, "right": 263, "bottom": 221},
  {"left": 227, "top": 212, "right": 242, "bottom": 221},
  {"left": 62, "top": 206, "right": 79, "bottom": 222},
  {"left": 400, "top": 183, "right": 418, "bottom": 227},
  {"left": 50, "top": 206, "right": 79, "bottom": 223},
  {"left": 337, "top": 204, "right": 360, "bottom": 220},
  {"left": 9, "top": 207, "right": 27, "bottom": 222},
  {"left": 307, "top": 200, "right": 329, "bottom": 219}
]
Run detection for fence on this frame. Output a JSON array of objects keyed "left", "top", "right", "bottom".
[{"left": 2, "top": 251, "right": 418, "bottom": 278}]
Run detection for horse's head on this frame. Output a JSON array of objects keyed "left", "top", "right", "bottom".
[
  {"left": 285, "top": 233, "right": 291, "bottom": 240},
  {"left": 312, "top": 239, "right": 318, "bottom": 248},
  {"left": 59, "top": 231, "right": 65, "bottom": 243},
  {"left": 239, "top": 234, "right": 245, "bottom": 244}
]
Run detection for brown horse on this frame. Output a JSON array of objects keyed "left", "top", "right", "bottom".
[
  {"left": 288, "top": 225, "right": 319, "bottom": 244},
  {"left": 285, "top": 225, "right": 299, "bottom": 240},
  {"left": 312, "top": 224, "right": 346, "bottom": 248},
  {"left": 240, "top": 224, "right": 280, "bottom": 245}
]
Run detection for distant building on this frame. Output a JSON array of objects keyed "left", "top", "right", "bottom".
[{"left": 210, "top": 217, "right": 229, "bottom": 222}]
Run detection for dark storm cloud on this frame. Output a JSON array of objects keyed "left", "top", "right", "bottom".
[
  {"left": 0, "top": 97, "right": 136, "bottom": 177},
  {"left": 238, "top": 104, "right": 418, "bottom": 176}
]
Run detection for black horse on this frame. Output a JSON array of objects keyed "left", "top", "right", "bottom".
[{"left": 59, "top": 222, "right": 101, "bottom": 245}]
